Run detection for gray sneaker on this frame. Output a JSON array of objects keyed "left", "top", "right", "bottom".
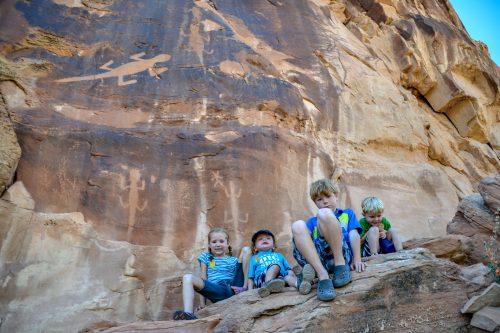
[
  {"left": 296, "top": 264, "right": 316, "bottom": 295},
  {"left": 258, "top": 279, "right": 285, "bottom": 297}
]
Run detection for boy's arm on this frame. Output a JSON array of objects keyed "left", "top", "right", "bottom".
[
  {"left": 247, "top": 257, "right": 255, "bottom": 289},
  {"left": 349, "top": 229, "right": 365, "bottom": 272},
  {"left": 360, "top": 232, "right": 368, "bottom": 244}
]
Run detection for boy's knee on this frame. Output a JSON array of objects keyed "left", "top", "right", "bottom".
[
  {"left": 291, "top": 220, "right": 307, "bottom": 235},
  {"left": 317, "top": 208, "right": 334, "bottom": 222},
  {"left": 368, "top": 226, "right": 379, "bottom": 235}
]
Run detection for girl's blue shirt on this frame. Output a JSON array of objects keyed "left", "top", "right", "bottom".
[{"left": 197, "top": 252, "right": 238, "bottom": 284}]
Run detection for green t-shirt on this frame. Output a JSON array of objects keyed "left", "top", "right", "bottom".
[{"left": 359, "top": 216, "right": 392, "bottom": 239}]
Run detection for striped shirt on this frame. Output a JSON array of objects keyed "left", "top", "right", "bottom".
[{"left": 197, "top": 252, "right": 238, "bottom": 284}]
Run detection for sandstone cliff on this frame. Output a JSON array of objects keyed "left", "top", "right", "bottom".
[{"left": 0, "top": 0, "right": 499, "bottom": 331}]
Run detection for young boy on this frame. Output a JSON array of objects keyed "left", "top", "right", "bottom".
[
  {"left": 360, "top": 196, "right": 403, "bottom": 256},
  {"left": 292, "top": 178, "right": 365, "bottom": 301},
  {"left": 248, "top": 229, "right": 315, "bottom": 297}
]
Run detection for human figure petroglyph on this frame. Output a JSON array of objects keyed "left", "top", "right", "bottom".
[
  {"left": 118, "top": 168, "right": 148, "bottom": 241},
  {"left": 210, "top": 171, "right": 225, "bottom": 189},
  {"left": 55, "top": 52, "right": 171, "bottom": 86}
]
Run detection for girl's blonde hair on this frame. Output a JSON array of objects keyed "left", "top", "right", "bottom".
[
  {"left": 208, "top": 227, "right": 233, "bottom": 257},
  {"left": 361, "top": 196, "right": 384, "bottom": 214}
]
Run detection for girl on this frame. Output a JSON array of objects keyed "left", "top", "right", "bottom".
[{"left": 173, "top": 227, "right": 250, "bottom": 320}]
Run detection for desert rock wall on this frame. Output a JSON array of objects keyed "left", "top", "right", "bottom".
[{"left": 0, "top": 0, "right": 499, "bottom": 331}]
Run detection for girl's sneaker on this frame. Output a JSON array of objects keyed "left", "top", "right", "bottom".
[
  {"left": 258, "top": 278, "right": 285, "bottom": 297},
  {"left": 173, "top": 310, "right": 198, "bottom": 320}
]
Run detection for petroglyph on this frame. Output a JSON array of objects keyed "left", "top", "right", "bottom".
[
  {"left": 210, "top": 171, "right": 225, "bottom": 189},
  {"left": 210, "top": 171, "right": 248, "bottom": 246},
  {"left": 118, "top": 168, "right": 148, "bottom": 241},
  {"left": 55, "top": 52, "right": 171, "bottom": 86}
]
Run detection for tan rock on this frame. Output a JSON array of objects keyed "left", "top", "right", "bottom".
[
  {"left": 0, "top": 196, "right": 185, "bottom": 333},
  {"left": 194, "top": 249, "right": 469, "bottom": 332},
  {"left": 447, "top": 193, "right": 499, "bottom": 264},
  {"left": 460, "top": 263, "right": 495, "bottom": 291},
  {"left": 404, "top": 234, "right": 472, "bottom": 264},
  {"left": 0, "top": 102, "right": 21, "bottom": 195},
  {"left": 98, "top": 314, "right": 221, "bottom": 333},
  {"left": 2, "top": 181, "right": 34, "bottom": 209},
  {"left": 479, "top": 174, "right": 500, "bottom": 212}
]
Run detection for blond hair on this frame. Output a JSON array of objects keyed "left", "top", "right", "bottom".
[
  {"left": 310, "top": 178, "right": 340, "bottom": 201},
  {"left": 208, "top": 227, "right": 232, "bottom": 256},
  {"left": 361, "top": 196, "right": 384, "bottom": 214}
]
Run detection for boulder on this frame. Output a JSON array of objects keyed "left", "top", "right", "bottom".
[
  {"left": 99, "top": 314, "right": 221, "bottom": 333},
  {"left": 447, "top": 193, "right": 498, "bottom": 264},
  {"left": 404, "top": 234, "right": 473, "bottom": 264},
  {"left": 478, "top": 174, "right": 500, "bottom": 213},
  {"left": 194, "top": 249, "right": 469, "bottom": 333},
  {"left": 470, "top": 306, "right": 500, "bottom": 332},
  {"left": 461, "top": 283, "right": 500, "bottom": 314}
]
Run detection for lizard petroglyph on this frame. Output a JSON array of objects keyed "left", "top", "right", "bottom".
[{"left": 55, "top": 52, "right": 171, "bottom": 86}]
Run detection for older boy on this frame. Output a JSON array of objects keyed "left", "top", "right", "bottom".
[
  {"left": 360, "top": 196, "right": 403, "bottom": 256},
  {"left": 292, "top": 179, "right": 365, "bottom": 301}
]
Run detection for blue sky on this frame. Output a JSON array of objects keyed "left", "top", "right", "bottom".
[{"left": 449, "top": 0, "right": 500, "bottom": 66}]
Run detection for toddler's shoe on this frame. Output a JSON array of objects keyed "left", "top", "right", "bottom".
[
  {"left": 258, "top": 278, "right": 285, "bottom": 297},
  {"left": 332, "top": 264, "right": 351, "bottom": 288},
  {"left": 296, "top": 264, "right": 315, "bottom": 295},
  {"left": 316, "top": 279, "right": 336, "bottom": 301}
]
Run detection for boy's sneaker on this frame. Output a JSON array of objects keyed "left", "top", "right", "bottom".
[
  {"left": 258, "top": 278, "right": 285, "bottom": 298},
  {"left": 296, "top": 264, "right": 315, "bottom": 295},
  {"left": 316, "top": 279, "right": 336, "bottom": 301},
  {"left": 173, "top": 310, "right": 198, "bottom": 320},
  {"left": 332, "top": 264, "right": 351, "bottom": 288}
]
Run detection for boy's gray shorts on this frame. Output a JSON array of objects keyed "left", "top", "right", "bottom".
[{"left": 292, "top": 232, "right": 352, "bottom": 273}]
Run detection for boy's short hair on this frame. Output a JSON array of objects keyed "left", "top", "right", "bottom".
[
  {"left": 251, "top": 229, "right": 275, "bottom": 245},
  {"left": 310, "top": 178, "right": 339, "bottom": 201},
  {"left": 361, "top": 196, "right": 384, "bottom": 214}
]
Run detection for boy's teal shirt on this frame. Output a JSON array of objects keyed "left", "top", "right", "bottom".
[{"left": 359, "top": 216, "right": 392, "bottom": 238}]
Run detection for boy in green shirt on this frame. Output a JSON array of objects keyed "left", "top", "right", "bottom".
[{"left": 360, "top": 197, "right": 403, "bottom": 256}]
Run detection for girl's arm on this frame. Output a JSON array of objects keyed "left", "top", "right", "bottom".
[
  {"left": 198, "top": 263, "right": 207, "bottom": 309},
  {"left": 247, "top": 278, "right": 254, "bottom": 290}
]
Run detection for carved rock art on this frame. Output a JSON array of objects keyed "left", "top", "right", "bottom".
[{"left": 55, "top": 52, "right": 171, "bottom": 86}]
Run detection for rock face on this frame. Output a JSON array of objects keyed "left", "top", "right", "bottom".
[
  {"left": 0, "top": 0, "right": 500, "bottom": 331},
  {"left": 1, "top": 0, "right": 499, "bottom": 248}
]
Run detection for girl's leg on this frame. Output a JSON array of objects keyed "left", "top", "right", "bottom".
[
  {"left": 239, "top": 246, "right": 252, "bottom": 288},
  {"left": 367, "top": 227, "right": 380, "bottom": 255},
  {"left": 182, "top": 274, "right": 204, "bottom": 313}
]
